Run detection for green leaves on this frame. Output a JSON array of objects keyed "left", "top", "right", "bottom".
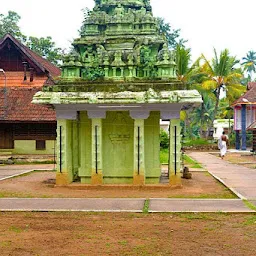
[
  {"left": 241, "top": 50, "right": 256, "bottom": 80},
  {"left": 26, "top": 36, "right": 62, "bottom": 65},
  {"left": 157, "top": 17, "right": 187, "bottom": 49},
  {"left": 0, "top": 11, "right": 26, "bottom": 41},
  {"left": 82, "top": 67, "right": 104, "bottom": 81},
  {"left": 0, "top": 10, "right": 63, "bottom": 65}
]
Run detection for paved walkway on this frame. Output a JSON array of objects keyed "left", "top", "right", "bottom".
[
  {"left": 188, "top": 152, "right": 256, "bottom": 200},
  {"left": 0, "top": 161, "right": 255, "bottom": 213},
  {"left": 0, "top": 198, "right": 145, "bottom": 212},
  {"left": 0, "top": 198, "right": 253, "bottom": 213},
  {"left": 0, "top": 164, "right": 54, "bottom": 181}
]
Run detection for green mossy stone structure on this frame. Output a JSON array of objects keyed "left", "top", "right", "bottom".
[{"left": 33, "top": 0, "right": 202, "bottom": 185}]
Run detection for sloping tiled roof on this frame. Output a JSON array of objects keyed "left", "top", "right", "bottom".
[
  {"left": 0, "top": 72, "right": 48, "bottom": 87},
  {"left": 232, "top": 82, "right": 256, "bottom": 106},
  {"left": 0, "top": 34, "right": 61, "bottom": 77},
  {"left": 0, "top": 87, "right": 56, "bottom": 122}
]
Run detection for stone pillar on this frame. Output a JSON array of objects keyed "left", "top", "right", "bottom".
[
  {"left": 120, "top": 67, "right": 124, "bottom": 78},
  {"left": 104, "top": 67, "right": 109, "bottom": 77},
  {"left": 169, "top": 119, "right": 182, "bottom": 186},
  {"left": 133, "top": 68, "right": 137, "bottom": 77},
  {"left": 113, "top": 67, "right": 117, "bottom": 77},
  {"left": 91, "top": 118, "right": 103, "bottom": 185},
  {"left": 235, "top": 130, "right": 240, "bottom": 150},
  {"left": 78, "top": 112, "right": 92, "bottom": 184},
  {"left": 128, "top": 67, "right": 133, "bottom": 77},
  {"left": 241, "top": 104, "right": 247, "bottom": 150},
  {"left": 133, "top": 119, "right": 145, "bottom": 185},
  {"left": 72, "top": 120, "right": 79, "bottom": 180},
  {"left": 56, "top": 119, "right": 74, "bottom": 185}
]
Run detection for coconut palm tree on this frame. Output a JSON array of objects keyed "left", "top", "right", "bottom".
[
  {"left": 199, "top": 49, "right": 245, "bottom": 131},
  {"left": 241, "top": 50, "right": 256, "bottom": 81},
  {"left": 175, "top": 44, "right": 202, "bottom": 86}
]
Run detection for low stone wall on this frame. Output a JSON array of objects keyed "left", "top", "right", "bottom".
[{"left": 183, "top": 144, "right": 218, "bottom": 151}]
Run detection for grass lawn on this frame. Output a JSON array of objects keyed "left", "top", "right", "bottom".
[{"left": 160, "top": 149, "right": 202, "bottom": 168}]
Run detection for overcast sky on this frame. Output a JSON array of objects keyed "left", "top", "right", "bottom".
[{"left": 1, "top": 0, "right": 255, "bottom": 61}]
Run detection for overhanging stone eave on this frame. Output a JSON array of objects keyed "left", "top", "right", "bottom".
[{"left": 32, "top": 89, "right": 202, "bottom": 106}]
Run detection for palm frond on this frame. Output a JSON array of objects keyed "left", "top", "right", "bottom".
[{"left": 202, "top": 80, "right": 217, "bottom": 90}]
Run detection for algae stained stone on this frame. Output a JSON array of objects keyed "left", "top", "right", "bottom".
[{"left": 33, "top": 0, "right": 202, "bottom": 185}]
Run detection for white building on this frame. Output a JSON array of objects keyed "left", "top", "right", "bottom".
[{"left": 213, "top": 119, "right": 234, "bottom": 140}]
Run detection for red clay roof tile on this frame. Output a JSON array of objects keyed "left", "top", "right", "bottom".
[{"left": 0, "top": 87, "right": 56, "bottom": 122}]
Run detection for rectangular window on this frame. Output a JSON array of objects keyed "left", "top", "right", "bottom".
[{"left": 36, "top": 140, "right": 46, "bottom": 150}]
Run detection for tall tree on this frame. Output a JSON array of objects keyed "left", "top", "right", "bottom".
[
  {"left": 200, "top": 49, "right": 245, "bottom": 130},
  {"left": 190, "top": 92, "right": 215, "bottom": 137},
  {"left": 157, "top": 18, "right": 187, "bottom": 49},
  {"left": 26, "top": 36, "right": 62, "bottom": 65},
  {"left": 175, "top": 44, "right": 203, "bottom": 85},
  {"left": 241, "top": 50, "right": 256, "bottom": 81},
  {"left": 0, "top": 11, "right": 25, "bottom": 41},
  {"left": 0, "top": 10, "right": 63, "bottom": 65},
  {"left": 175, "top": 44, "right": 208, "bottom": 136}
]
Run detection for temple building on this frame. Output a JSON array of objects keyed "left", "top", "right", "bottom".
[{"left": 33, "top": 0, "right": 202, "bottom": 185}]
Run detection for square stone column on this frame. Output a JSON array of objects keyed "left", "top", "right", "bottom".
[
  {"left": 78, "top": 112, "right": 92, "bottom": 184},
  {"left": 169, "top": 119, "right": 182, "bottom": 186},
  {"left": 133, "top": 119, "right": 145, "bottom": 185},
  {"left": 91, "top": 118, "right": 103, "bottom": 185},
  {"left": 56, "top": 119, "right": 74, "bottom": 185}
]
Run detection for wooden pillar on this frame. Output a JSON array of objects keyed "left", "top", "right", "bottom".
[
  {"left": 235, "top": 130, "right": 240, "bottom": 150},
  {"left": 241, "top": 104, "right": 247, "bottom": 150}
]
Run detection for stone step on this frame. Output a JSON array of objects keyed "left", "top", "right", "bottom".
[{"left": 0, "top": 151, "right": 13, "bottom": 155}]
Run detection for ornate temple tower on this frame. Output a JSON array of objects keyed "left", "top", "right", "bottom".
[
  {"left": 63, "top": 0, "right": 176, "bottom": 81},
  {"left": 33, "top": 0, "right": 202, "bottom": 185}
]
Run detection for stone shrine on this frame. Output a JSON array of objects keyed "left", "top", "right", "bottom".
[{"left": 33, "top": 0, "right": 202, "bottom": 185}]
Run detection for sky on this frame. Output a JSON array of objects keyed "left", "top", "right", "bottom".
[{"left": 0, "top": 0, "right": 255, "bottom": 62}]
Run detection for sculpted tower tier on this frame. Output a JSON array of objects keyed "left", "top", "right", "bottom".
[{"left": 62, "top": 0, "right": 176, "bottom": 80}]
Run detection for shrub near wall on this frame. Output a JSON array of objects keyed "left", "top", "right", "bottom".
[{"left": 160, "top": 129, "right": 169, "bottom": 149}]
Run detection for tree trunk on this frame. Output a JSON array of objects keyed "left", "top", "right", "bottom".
[
  {"left": 209, "top": 86, "right": 221, "bottom": 137},
  {"left": 199, "top": 96, "right": 205, "bottom": 137}
]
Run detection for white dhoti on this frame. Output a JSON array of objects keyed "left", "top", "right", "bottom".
[{"left": 220, "top": 141, "right": 227, "bottom": 157}]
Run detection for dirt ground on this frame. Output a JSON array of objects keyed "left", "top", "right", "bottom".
[
  {"left": 0, "top": 212, "right": 255, "bottom": 256},
  {"left": 223, "top": 152, "right": 256, "bottom": 169},
  {"left": 0, "top": 170, "right": 235, "bottom": 199}
]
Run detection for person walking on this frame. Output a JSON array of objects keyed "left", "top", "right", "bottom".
[{"left": 218, "top": 131, "right": 229, "bottom": 159}]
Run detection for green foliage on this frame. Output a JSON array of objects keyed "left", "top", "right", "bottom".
[
  {"left": 82, "top": 67, "right": 105, "bottom": 80},
  {"left": 0, "top": 10, "right": 63, "bottom": 65},
  {"left": 199, "top": 49, "right": 245, "bottom": 131},
  {"left": 157, "top": 17, "right": 187, "bottom": 49},
  {"left": 183, "top": 138, "right": 211, "bottom": 147},
  {"left": 140, "top": 46, "right": 158, "bottom": 78},
  {"left": 160, "top": 148, "right": 168, "bottom": 164},
  {"left": 228, "top": 130, "right": 253, "bottom": 147},
  {"left": 175, "top": 44, "right": 191, "bottom": 80},
  {"left": 80, "top": 8, "right": 92, "bottom": 35},
  {"left": 241, "top": 50, "right": 256, "bottom": 81},
  {"left": 160, "top": 129, "right": 169, "bottom": 149},
  {"left": 0, "top": 11, "right": 26, "bottom": 41},
  {"left": 183, "top": 155, "right": 202, "bottom": 168},
  {"left": 26, "top": 36, "right": 62, "bottom": 65},
  {"left": 143, "top": 199, "right": 150, "bottom": 214},
  {"left": 243, "top": 200, "right": 256, "bottom": 212}
]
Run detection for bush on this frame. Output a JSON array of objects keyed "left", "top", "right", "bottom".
[
  {"left": 160, "top": 129, "right": 169, "bottom": 149},
  {"left": 183, "top": 138, "right": 210, "bottom": 147}
]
